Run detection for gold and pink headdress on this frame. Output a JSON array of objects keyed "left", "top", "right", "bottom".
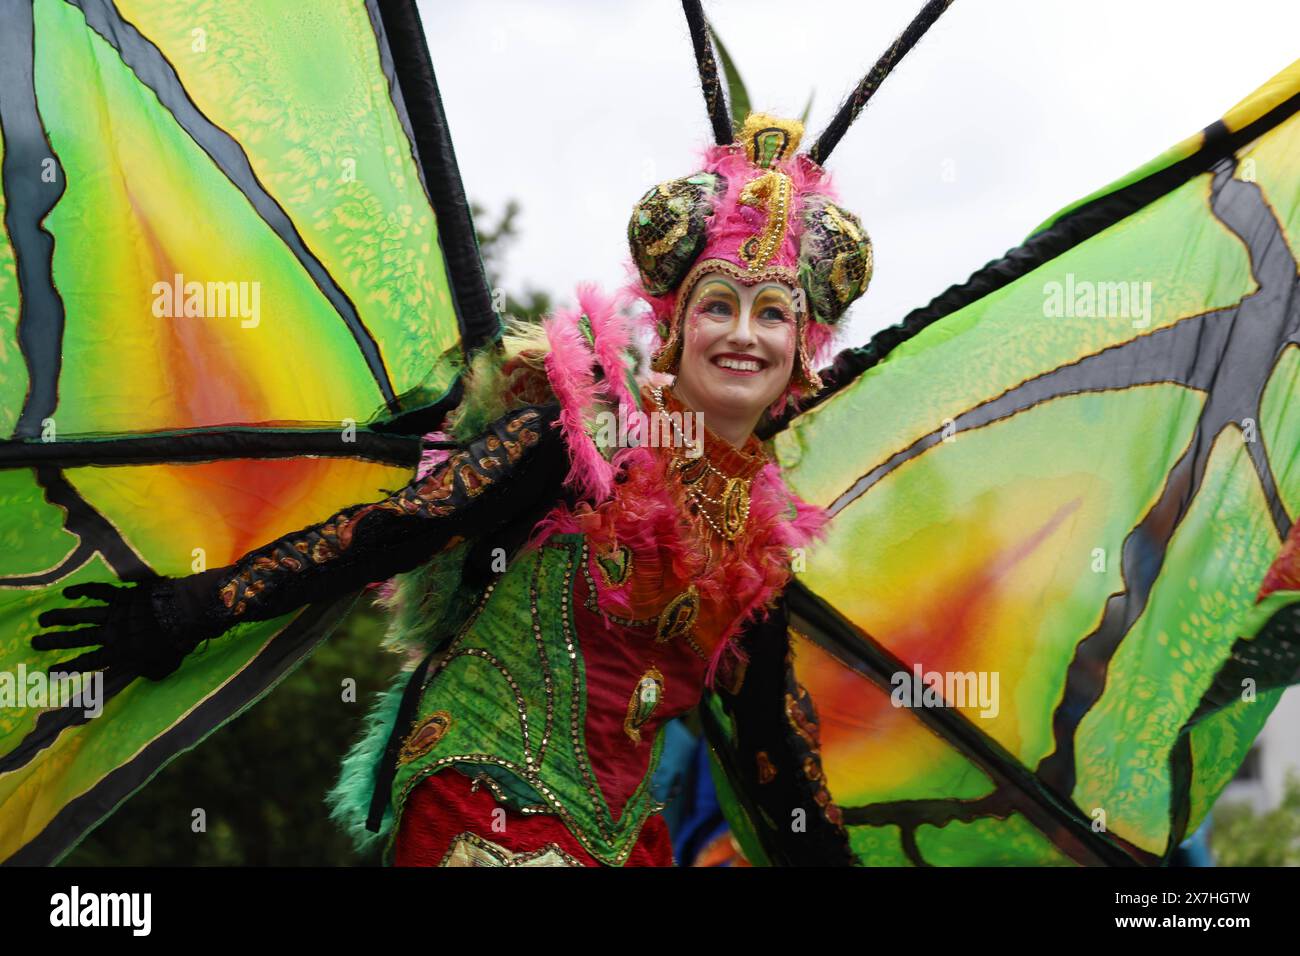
[
  {"left": 626, "top": 0, "right": 953, "bottom": 404},
  {"left": 628, "top": 113, "right": 872, "bottom": 397}
]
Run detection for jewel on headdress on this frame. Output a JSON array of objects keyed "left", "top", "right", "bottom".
[
  {"left": 627, "top": 172, "right": 726, "bottom": 297},
  {"left": 737, "top": 112, "right": 804, "bottom": 169}
]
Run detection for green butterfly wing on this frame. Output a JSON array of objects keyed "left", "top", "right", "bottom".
[
  {"left": 0, "top": 0, "right": 495, "bottom": 863},
  {"left": 709, "top": 58, "right": 1300, "bottom": 866}
]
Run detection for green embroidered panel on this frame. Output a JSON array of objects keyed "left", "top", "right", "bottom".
[{"left": 390, "top": 534, "right": 665, "bottom": 866}]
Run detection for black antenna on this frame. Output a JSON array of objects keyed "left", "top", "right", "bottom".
[
  {"left": 808, "top": 0, "right": 955, "bottom": 164},
  {"left": 681, "top": 0, "right": 732, "bottom": 145}
]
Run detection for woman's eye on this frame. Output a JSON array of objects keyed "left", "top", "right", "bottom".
[
  {"left": 759, "top": 306, "right": 790, "bottom": 323},
  {"left": 702, "top": 299, "right": 734, "bottom": 316}
]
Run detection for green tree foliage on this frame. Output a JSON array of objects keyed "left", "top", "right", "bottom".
[
  {"left": 471, "top": 199, "right": 552, "bottom": 323},
  {"left": 1210, "top": 772, "right": 1300, "bottom": 866}
]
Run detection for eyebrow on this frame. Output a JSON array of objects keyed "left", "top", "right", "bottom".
[{"left": 694, "top": 279, "right": 740, "bottom": 298}]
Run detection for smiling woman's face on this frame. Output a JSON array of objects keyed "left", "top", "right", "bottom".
[{"left": 672, "top": 270, "right": 799, "bottom": 441}]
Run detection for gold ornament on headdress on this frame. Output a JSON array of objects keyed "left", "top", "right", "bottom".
[
  {"left": 735, "top": 113, "right": 803, "bottom": 271},
  {"left": 737, "top": 171, "right": 792, "bottom": 270},
  {"left": 737, "top": 113, "right": 804, "bottom": 168}
]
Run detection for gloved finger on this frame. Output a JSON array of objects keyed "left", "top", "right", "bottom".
[
  {"left": 31, "top": 627, "right": 106, "bottom": 652},
  {"left": 37, "top": 605, "right": 109, "bottom": 629},
  {"left": 51, "top": 647, "right": 111, "bottom": 674},
  {"left": 62, "top": 582, "right": 127, "bottom": 603}
]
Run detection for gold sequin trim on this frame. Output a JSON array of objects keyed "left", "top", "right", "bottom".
[{"left": 737, "top": 170, "right": 793, "bottom": 270}]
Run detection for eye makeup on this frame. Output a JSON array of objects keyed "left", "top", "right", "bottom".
[
  {"left": 691, "top": 280, "right": 739, "bottom": 319},
  {"left": 752, "top": 287, "right": 794, "bottom": 322}
]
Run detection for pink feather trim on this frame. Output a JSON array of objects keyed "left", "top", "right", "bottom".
[
  {"left": 415, "top": 430, "right": 454, "bottom": 480},
  {"left": 576, "top": 283, "right": 638, "bottom": 410},
  {"left": 543, "top": 312, "right": 610, "bottom": 501},
  {"left": 539, "top": 283, "right": 644, "bottom": 504}
]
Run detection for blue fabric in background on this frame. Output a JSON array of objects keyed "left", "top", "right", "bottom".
[
  {"left": 651, "top": 719, "right": 734, "bottom": 865},
  {"left": 1171, "top": 814, "right": 1215, "bottom": 867}
]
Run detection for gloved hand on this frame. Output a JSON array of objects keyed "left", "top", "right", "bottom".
[{"left": 31, "top": 579, "right": 210, "bottom": 682}]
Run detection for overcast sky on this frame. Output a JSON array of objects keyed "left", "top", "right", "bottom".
[{"left": 417, "top": 0, "right": 1300, "bottom": 347}]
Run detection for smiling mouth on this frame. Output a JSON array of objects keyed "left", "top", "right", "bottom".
[{"left": 711, "top": 354, "right": 767, "bottom": 374}]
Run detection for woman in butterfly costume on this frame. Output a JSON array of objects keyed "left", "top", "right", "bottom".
[{"left": 31, "top": 106, "right": 874, "bottom": 867}]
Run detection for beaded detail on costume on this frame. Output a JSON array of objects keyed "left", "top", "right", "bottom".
[
  {"left": 650, "top": 384, "right": 764, "bottom": 543},
  {"left": 390, "top": 536, "right": 671, "bottom": 867},
  {"left": 213, "top": 410, "right": 546, "bottom": 618},
  {"left": 786, "top": 677, "right": 843, "bottom": 827}
]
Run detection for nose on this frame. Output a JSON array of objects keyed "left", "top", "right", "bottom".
[{"left": 728, "top": 306, "right": 757, "bottom": 348}]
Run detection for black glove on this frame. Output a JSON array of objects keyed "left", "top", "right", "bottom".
[{"left": 31, "top": 576, "right": 222, "bottom": 682}]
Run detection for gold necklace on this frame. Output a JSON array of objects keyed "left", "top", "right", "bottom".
[{"left": 651, "top": 386, "right": 754, "bottom": 542}]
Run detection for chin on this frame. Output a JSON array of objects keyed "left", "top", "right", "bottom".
[{"left": 698, "top": 367, "right": 783, "bottom": 416}]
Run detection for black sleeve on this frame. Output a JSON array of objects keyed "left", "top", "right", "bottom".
[
  {"left": 713, "top": 594, "right": 855, "bottom": 866},
  {"left": 155, "top": 402, "right": 568, "bottom": 640}
]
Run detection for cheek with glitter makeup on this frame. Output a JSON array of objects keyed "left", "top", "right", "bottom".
[
  {"left": 688, "top": 301, "right": 716, "bottom": 327},
  {"left": 773, "top": 321, "right": 796, "bottom": 364}
]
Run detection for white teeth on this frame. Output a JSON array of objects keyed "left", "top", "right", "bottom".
[{"left": 716, "top": 357, "right": 762, "bottom": 372}]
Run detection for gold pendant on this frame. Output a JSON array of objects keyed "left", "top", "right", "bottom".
[
  {"left": 656, "top": 585, "right": 699, "bottom": 644},
  {"left": 399, "top": 711, "right": 452, "bottom": 764},
  {"left": 624, "top": 667, "right": 665, "bottom": 744},
  {"left": 721, "top": 477, "right": 750, "bottom": 540}
]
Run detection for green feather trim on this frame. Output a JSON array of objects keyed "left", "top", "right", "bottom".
[
  {"left": 328, "top": 548, "right": 476, "bottom": 852},
  {"left": 325, "top": 669, "right": 410, "bottom": 852},
  {"left": 377, "top": 541, "right": 472, "bottom": 659},
  {"left": 447, "top": 318, "right": 552, "bottom": 443},
  {"left": 448, "top": 347, "right": 509, "bottom": 443}
]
